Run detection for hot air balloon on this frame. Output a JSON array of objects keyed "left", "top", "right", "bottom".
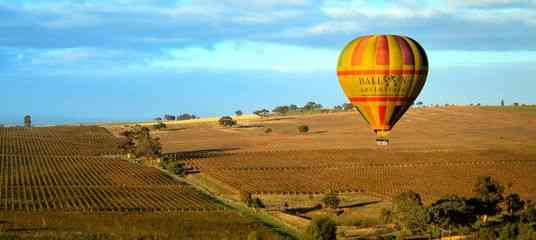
[{"left": 336, "top": 35, "right": 428, "bottom": 145}]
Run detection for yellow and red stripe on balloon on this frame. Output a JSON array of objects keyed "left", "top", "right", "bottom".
[{"left": 336, "top": 35, "right": 429, "bottom": 136}]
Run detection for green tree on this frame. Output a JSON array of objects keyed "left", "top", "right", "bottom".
[
  {"left": 321, "top": 192, "right": 341, "bottom": 209},
  {"left": 177, "top": 113, "right": 197, "bottom": 120},
  {"left": 303, "top": 101, "right": 322, "bottom": 111},
  {"left": 391, "top": 191, "right": 427, "bottom": 234},
  {"left": 472, "top": 176, "right": 504, "bottom": 222},
  {"left": 218, "top": 116, "right": 236, "bottom": 127},
  {"left": 23, "top": 115, "right": 31, "bottom": 128},
  {"left": 253, "top": 109, "right": 270, "bottom": 117},
  {"left": 426, "top": 195, "right": 477, "bottom": 230},
  {"left": 273, "top": 105, "right": 290, "bottom": 115},
  {"left": 289, "top": 104, "right": 299, "bottom": 111},
  {"left": 119, "top": 125, "right": 161, "bottom": 159},
  {"left": 235, "top": 110, "right": 243, "bottom": 116},
  {"left": 163, "top": 114, "right": 176, "bottom": 121},
  {"left": 505, "top": 193, "right": 525, "bottom": 215},
  {"left": 303, "top": 217, "right": 337, "bottom": 240}
]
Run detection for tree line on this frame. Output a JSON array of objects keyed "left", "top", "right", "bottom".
[
  {"left": 301, "top": 176, "right": 536, "bottom": 240},
  {"left": 380, "top": 176, "right": 536, "bottom": 239}
]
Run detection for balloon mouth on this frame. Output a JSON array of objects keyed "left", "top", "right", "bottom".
[{"left": 374, "top": 129, "right": 390, "bottom": 146}]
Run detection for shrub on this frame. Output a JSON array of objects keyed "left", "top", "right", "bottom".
[
  {"left": 380, "top": 208, "right": 393, "bottom": 224},
  {"left": 235, "top": 110, "right": 243, "bottom": 116},
  {"left": 497, "top": 223, "right": 517, "bottom": 240},
  {"left": 153, "top": 122, "right": 166, "bottom": 130},
  {"left": 253, "top": 109, "right": 270, "bottom": 117},
  {"left": 298, "top": 125, "right": 309, "bottom": 133},
  {"left": 475, "top": 227, "right": 497, "bottom": 240},
  {"left": 247, "top": 231, "right": 261, "bottom": 240},
  {"left": 342, "top": 103, "right": 354, "bottom": 111},
  {"left": 321, "top": 192, "right": 340, "bottom": 209},
  {"left": 239, "top": 192, "right": 264, "bottom": 208},
  {"left": 219, "top": 116, "right": 236, "bottom": 127},
  {"left": 251, "top": 198, "right": 265, "bottom": 208},
  {"left": 518, "top": 224, "right": 536, "bottom": 240},
  {"left": 304, "top": 217, "right": 337, "bottom": 240},
  {"left": 240, "top": 191, "right": 254, "bottom": 206},
  {"left": 521, "top": 202, "right": 536, "bottom": 223},
  {"left": 264, "top": 128, "right": 272, "bottom": 134},
  {"left": 173, "top": 162, "right": 186, "bottom": 176},
  {"left": 0, "top": 233, "right": 17, "bottom": 240}
]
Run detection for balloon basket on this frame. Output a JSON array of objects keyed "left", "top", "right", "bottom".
[{"left": 376, "top": 138, "right": 389, "bottom": 146}]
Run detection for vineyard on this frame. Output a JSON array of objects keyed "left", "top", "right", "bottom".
[
  {"left": 0, "top": 126, "right": 122, "bottom": 156},
  {"left": 0, "top": 126, "right": 223, "bottom": 212},
  {"left": 0, "top": 212, "right": 287, "bottom": 239},
  {"left": 183, "top": 149, "right": 536, "bottom": 202}
]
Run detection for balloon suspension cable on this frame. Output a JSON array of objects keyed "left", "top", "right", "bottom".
[{"left": 375, "top": 130, "right": 390, "bottom": 146}]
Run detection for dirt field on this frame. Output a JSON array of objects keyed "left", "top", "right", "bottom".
[
  {"left": 156, "top": 106, "right": 536, "bottom": 204},
  {"left": 156, "top": 106, "right": 536, "bottom": 153}
]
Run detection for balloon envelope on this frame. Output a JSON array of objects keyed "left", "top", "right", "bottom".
[{"left": 336, "top": 35, "right": 429, "bottom": 144}]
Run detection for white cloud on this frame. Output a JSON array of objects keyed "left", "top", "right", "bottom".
[
  {"left": 148, "top": 41, "right": 337, "bottom": 72},
  {"left": 232, "top": 9, "right": 304, "bottom": 24},
  {"left": 321, "top": 0, "right": 446, "bottom": 19},
  {"left": 147, "top": 41, "right": 536, "bottom": 73},
  {"left": 459, "top": 7, "right": 536, "bottom": 24},
  {"left": 447, "top": 0, "right": 532, "bottom": 8},
  {"left": 279, "top": 21, "right": 363, "bottom": 38},
  {"left": 292, "top": 0, "right": 536, "bottom": 36},
  {"left": 10, "top": 0, "right": 308, "bottom": 29}
]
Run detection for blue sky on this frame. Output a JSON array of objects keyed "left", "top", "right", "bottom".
[{"left": 1, "top": 0, "right": 535, "bottom": 124}]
